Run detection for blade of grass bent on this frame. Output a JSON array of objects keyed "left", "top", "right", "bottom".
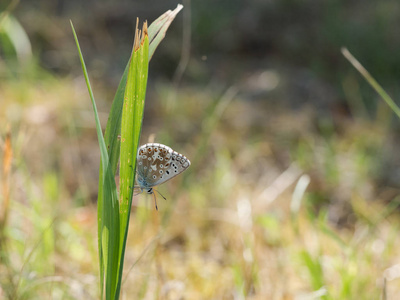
[
  {"left": 148, "top": 4, "right": 183, "bottom": 60},
  {"left": 115, "top": 21, "right": 149, "bottom": 298},
  {"left": 70, "top": 22, "right": 120, "bottom": 299}
]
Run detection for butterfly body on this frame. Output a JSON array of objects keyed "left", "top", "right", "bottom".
[{"left": 135, "top": 143, "right": 190, "bottom": 208}]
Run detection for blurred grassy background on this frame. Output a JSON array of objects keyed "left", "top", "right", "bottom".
[{"left": 1, "top": 0, "right": 400, "bottom": 299}]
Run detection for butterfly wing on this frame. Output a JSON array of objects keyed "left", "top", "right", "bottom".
[
  {"left": 136, "top": 143, "right": 190, "bottom": 189},
  {"left": 151, "top": 144, "right": 190, "bottom": 186}
]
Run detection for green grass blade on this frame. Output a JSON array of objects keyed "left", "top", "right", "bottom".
[
  {"left": 115, "top": 21, "right": 150, "bottom": 298},
  {"left": 299, "top": 250, "right": 326, "bottom": 293},
  {"left": 342, "top": 47, "right": 400, "bottom": 119},
  {"left": 72, "top": 7, "right": 182, "bottom": 298},
  {"left": 96, "top": 63, "right": 128, "bottom": 298},
  {"left": 103, "top": 63, "right": 130, "bottom": 175},
  {"left": 96, "top": 63, "right": 128, "bottom": 297},
  {"left": 70, "top": 21, "right": 120, "bottom": 300}
]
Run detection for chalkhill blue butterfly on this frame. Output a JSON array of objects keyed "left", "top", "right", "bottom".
[{"left": 135, "top": 143, "right": 190, "bottom": 209}]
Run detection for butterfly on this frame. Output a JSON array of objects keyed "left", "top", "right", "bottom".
[{"left": 135, "top": 143, "right": 190, "bottom": 210}]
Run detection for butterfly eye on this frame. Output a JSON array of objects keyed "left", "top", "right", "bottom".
[
  {"left": 148, "top": 148, "right": 152, "bottom": 153},
  {"left": 166, "top": 170, "right": 170, "bottom": 174},
  {"left": 160, "top": 164, "right": 163, "bottom": 168},
  {"left": 152, "top": 175, "right": 156, "bottom": 179},
  {"left": 154, "top": 148, "right": 158, "bottom": 152},
  {"left": 159, "top": 170, "right": 163, "bottom": 174}
]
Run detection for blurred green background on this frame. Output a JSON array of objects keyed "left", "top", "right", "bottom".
[{"left": 1, "top": 0, "right": 400, "bottom": 299}]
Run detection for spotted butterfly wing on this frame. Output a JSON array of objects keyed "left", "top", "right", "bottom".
[{"left": 136, "top": 143, "right": 190, "bottom": 190}]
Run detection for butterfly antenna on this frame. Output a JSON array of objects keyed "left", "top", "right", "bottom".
[
  {"left": 154, "top": 189, "right": 167, "bottom": 201},
  {"left": 152, "top": 192, "right": 158, "bottom": 210}
]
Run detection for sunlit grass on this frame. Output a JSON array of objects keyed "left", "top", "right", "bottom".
[
  {"left": 118, "top": 85, "right": 400, "bottom": 299},
  {"left": 2, "top": 75, "right": 400, "bottom": 298},
  {"left": 2, "top": 43, "right": 400, "bottom": 300}
]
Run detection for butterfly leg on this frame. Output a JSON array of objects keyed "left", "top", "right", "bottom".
[
  {"left": 152, "top": 192, "right": 158, "bottom": 211},
  {"left": 133, "top": 186, "right": 143, "bottom": 196}
]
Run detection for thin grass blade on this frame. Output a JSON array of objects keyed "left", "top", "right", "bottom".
[
  {"left": 342, "top": 47, "right": 400, "bottom": 120},
  {"left": 70, "top": 21, "right": 120, "bottom": 299}
]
